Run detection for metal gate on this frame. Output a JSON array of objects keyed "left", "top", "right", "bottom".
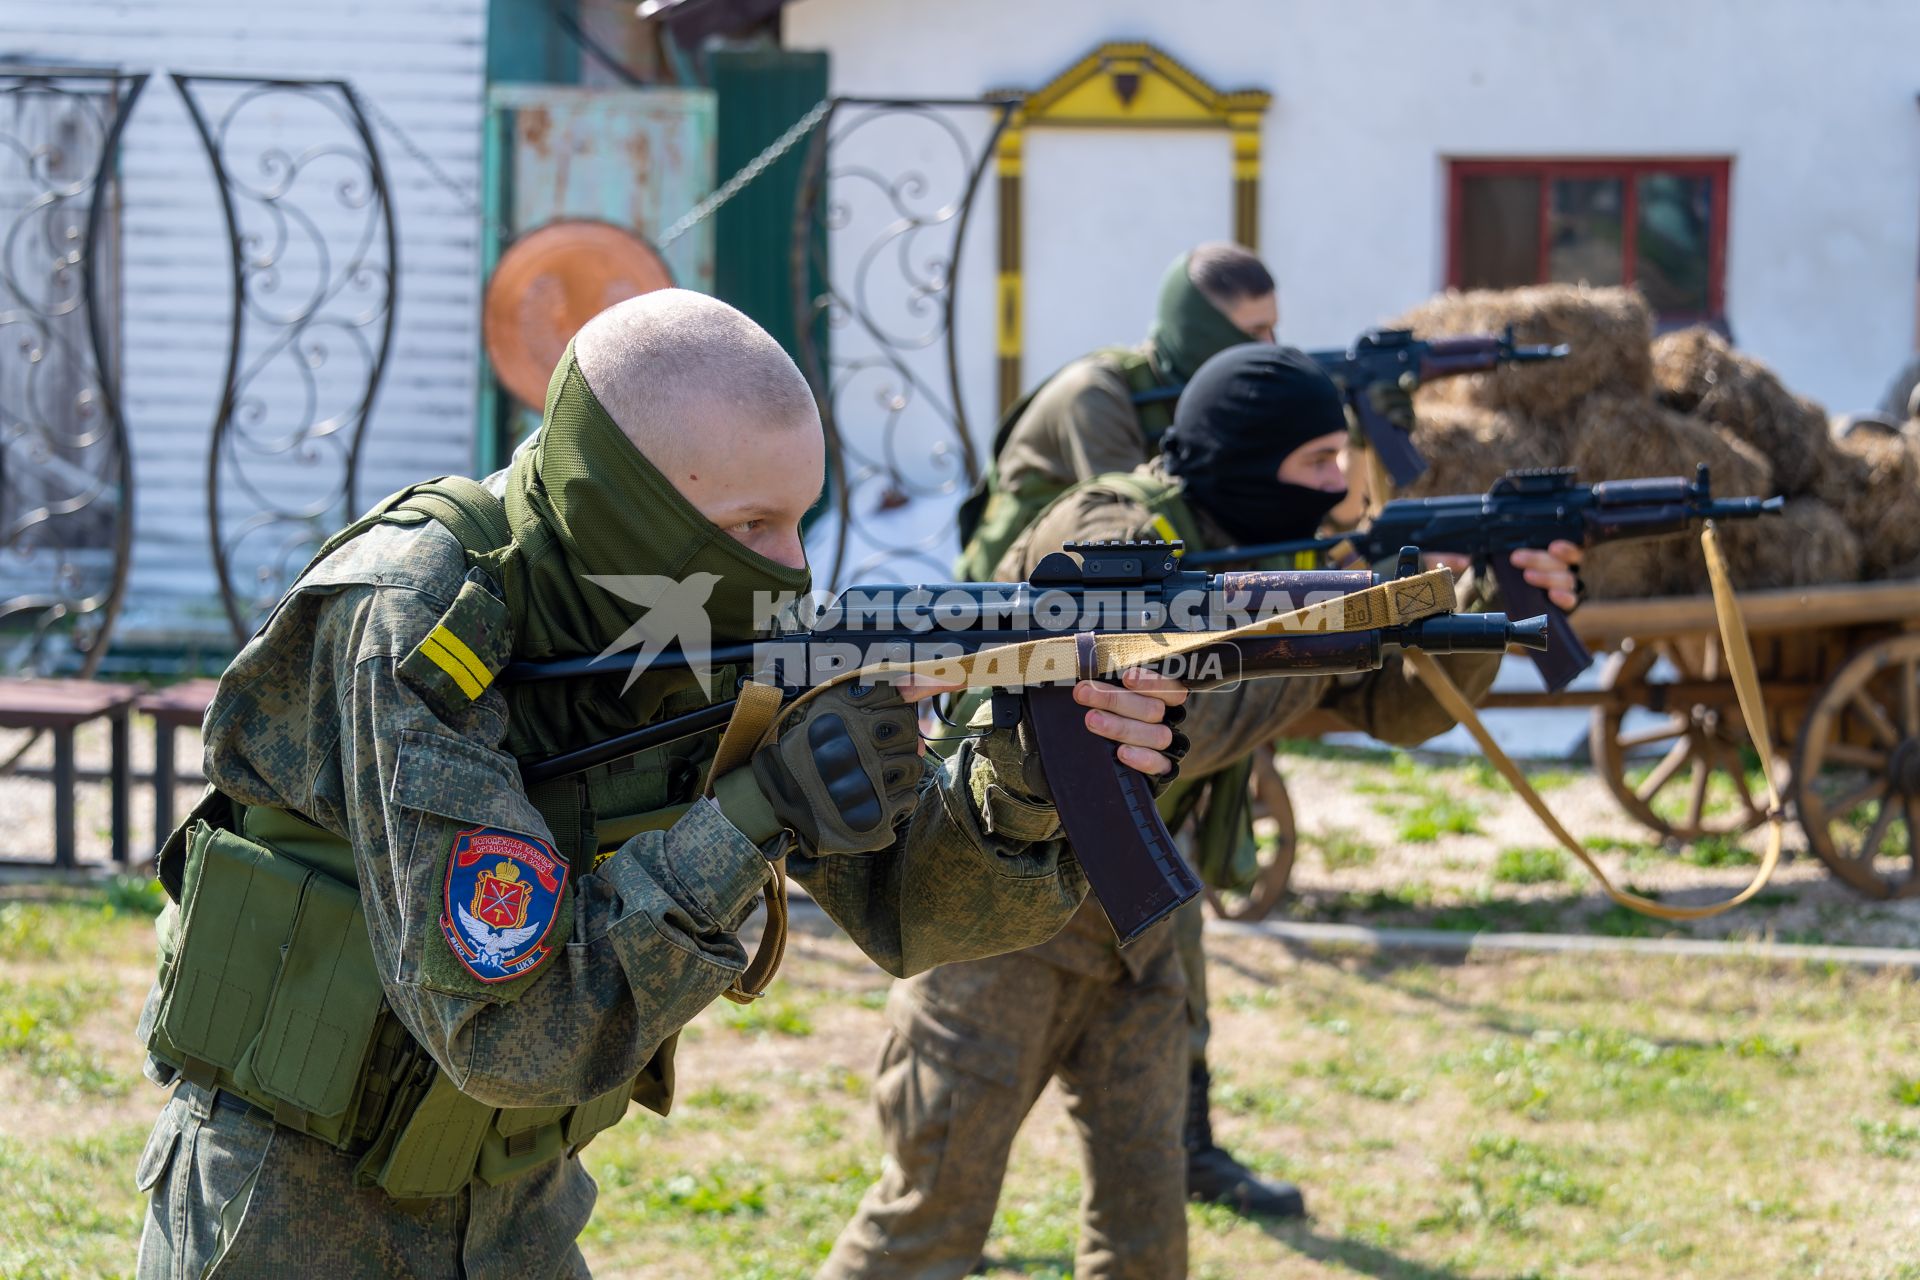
[
  {"left": 174, "top": 74, "right": 398, "bottom": 642},
  {"left": 790, "top": 96, "right": 1016, "bottom": 589},
  {"left": 0, "top": 68, "right": 145, "bottom": 676}
]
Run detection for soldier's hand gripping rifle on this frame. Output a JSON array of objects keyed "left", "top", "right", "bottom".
[
  {"left": 505, "top": 542, "right": 1547, "bottom": 943},
  {"left": 1309, "top": 327, "right": 1569, "bottom": 487},
  {"left": 1184, "top": 465, "right": 1784, "bottom": 693}
]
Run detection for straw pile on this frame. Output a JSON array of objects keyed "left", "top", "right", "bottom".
[
  {"left": 1651, "top": 327, "right": 1836, "bottom": 496},
  {"left": 1396, "top": 402, "right": 1565, "bottom": 501},
  {"left": 1815, "top": 431, "right": 1920, "bottom": 579},
  {"left": 1363, "top": 286, "right": 1916, "bottom": 596},
  {"left": 1565, "top": 395, "right": 1775, "bottom": 599},
  {"left": 1392, "top": 284, "right": 1653, "bottom": 420},
  {"left": 1716, "top": 498, "right": 1863, "bottom": 591}
]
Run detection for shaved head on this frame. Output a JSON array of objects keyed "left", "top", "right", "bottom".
[
  {"left": 572, "top": 289, "right": 824, "bottom": 569},
  {"left": 574, "top": 288, "right": 819, "bottom": 467}
]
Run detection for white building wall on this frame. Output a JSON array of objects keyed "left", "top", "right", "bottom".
[
  {"left": 8, "top": 0, "right": 488, "bottom": 645},
  {"left": 788, "top": 0, "right": 1920, "bottom": 579}
]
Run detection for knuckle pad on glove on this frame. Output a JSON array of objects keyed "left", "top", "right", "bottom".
[{"left": 808, "top": 713, "right": 884, "bottom": 833}]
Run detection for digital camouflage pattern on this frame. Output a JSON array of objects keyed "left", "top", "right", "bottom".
[
  {"left": 134, "top": 512, "right": 1089, "bottom": 1280},
  {"left": 818, "top": 899, "right": 1188, "bottom": 1280},
  {"left": 827, "top": 464, "right": 1502, "bottom": 1277}
]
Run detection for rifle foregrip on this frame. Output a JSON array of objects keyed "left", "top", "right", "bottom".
[
  {"left": 1024, "top": 684, "right": 1200, "bottom": 945},
  {"left": 1489, "top": 559, "right": 1591, "bottom": 693}
]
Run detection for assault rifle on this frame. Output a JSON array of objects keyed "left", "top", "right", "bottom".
[
  {"left": 1309, "top": 328, "right": 1569, "bottom": 487},
  {"left": 1183, "top": 466, "right": 1784, "bottom": 693},
  {"left": 504, "top": 542, "right": 1547, "bottom": 943},
  {"left": 1132, "top": 328, "right": 1568, "bottom": 488}
]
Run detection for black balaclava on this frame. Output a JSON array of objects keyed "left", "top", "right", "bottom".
[{"left": 1160, "top": 343, "right": 1350, "bottom": 545}]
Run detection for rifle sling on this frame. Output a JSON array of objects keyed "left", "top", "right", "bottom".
[
  {"left": 1402, "top": 523, "right": 1783, "bottom": 922},
  {"left": 702, "top": 680, "right": 790, "bottom": 1004}
]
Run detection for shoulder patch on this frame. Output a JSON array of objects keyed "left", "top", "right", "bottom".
[
  {"left": 399, "top": 572, "right": 511, "bottom": 712},
  {"left": 439, "top": 826, "right": 568, "bottom": 982}
]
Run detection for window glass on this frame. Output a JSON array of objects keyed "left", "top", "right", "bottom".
[
  {"left": 1547, "top": 177, "right": 1624, "bottom": 286},
  {"left": 1636, "top": 173, "right": 1713, "bottom": 316},
  {"left": 1457, "top": 174, "right": 1540, "bottom": 290}
]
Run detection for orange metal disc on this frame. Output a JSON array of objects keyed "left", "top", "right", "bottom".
[{"left": 483, "top": 219, "right": 674, "bottom": 408}]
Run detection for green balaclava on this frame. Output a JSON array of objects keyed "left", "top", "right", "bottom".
[
  {"left": 495, "top": 340, "right": 813, "bottom": 756},
  {"left": 1146, "top": 251, "right": 1258, "bottom": 384}
]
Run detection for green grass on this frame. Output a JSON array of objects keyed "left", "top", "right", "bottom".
[
  {"left": 1491, "top": 846, "right": 1572, "bottom": 886},
  {"left": 1421, "top": 1134, "right": 1603, "bottom": 1236},
  {"left": 0, "top": 976, "right": 124, "bottom": 1097},
  {"left": 1392, "top": 793, "right": 1483, "bottom": 844},
  {"left": 1274, "top": 738, "right": 1397, "bottom": 765},
  {"left": 0, "top": 1129, "right": 149, "bottom": 1278},
  {"left": 1307, "top": 883, "right": 1439, "bottom": 919},
  {"left": 1305, "top": 827, "right": 1377, "bottom": 872},
  {"left": 1679, "top": 835, "right": 1759, "bottom": 869},
  {"left": 1855, "top": 1116, "right": 1920, "bottom": 1159},
  {"left": 1462, "top": 1024, "right": 1797, "bottom": 1122},
  {"left": 5, "top": 870, "right": 1917, "bottom": 1279},
  {"left": 1582, "top": 833, "right": 1653, "bottom": 855},
  {"left": 716, "top": 997, "right": 815, "bottom": 1038}
]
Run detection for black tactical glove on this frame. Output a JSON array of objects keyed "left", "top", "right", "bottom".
[
  {"left": 1363, "top": 378, "right": 1418, "bottom": 435},
  {"left": 750, "top": 681, "right": 926, "bottom": 855}
]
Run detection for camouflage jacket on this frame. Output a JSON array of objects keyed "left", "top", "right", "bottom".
[{"left": 995, "top": 344, "right": 1165, "bottom": 494}]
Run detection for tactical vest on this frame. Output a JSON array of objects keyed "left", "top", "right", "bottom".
[
  {"left": 146, "top": 477, "right": 717, "bottom": 1199},
  {"left": 954, "top": 347, "right": 1179, "bottom": 581}
]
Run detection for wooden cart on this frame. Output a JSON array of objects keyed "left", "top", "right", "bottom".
[{"left": 1214, "top": 578, "right": 1920, "bottom": 919}]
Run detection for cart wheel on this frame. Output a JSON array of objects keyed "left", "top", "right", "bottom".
[
  {"left": 1590, "top": 637, "right": 1770, "bottom": 841},
  {"left": 1204, "top": 747, "right": 1297, "bottom": 921},
  {"left": 1791, "top": 633, "right": 1920, "bottom": 898}
]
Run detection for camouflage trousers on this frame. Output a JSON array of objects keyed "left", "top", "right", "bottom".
[
  {"left": 818, "top": 908, "right": 1188, "bottom": 1280},
  {"left": 135, "top": 1081, "right": 595, "bottom": 1279},
  {"left": 1172, "top": 897, "right": 1211, "bottom": 1069}
]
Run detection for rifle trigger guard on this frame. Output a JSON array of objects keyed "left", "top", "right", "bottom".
[{"left": 921, "top": 692, "right": 995, "bottom": 745}]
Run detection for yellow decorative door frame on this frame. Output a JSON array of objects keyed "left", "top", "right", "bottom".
[{"left": 993, "top": 42, "right": 1271, "bottom": 412}]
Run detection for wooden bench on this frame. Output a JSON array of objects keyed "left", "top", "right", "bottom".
[
  {"left": 136, "top": 679, "right": 221, "bottom": 859},
  {"left": 0, "top": 678, "right": 141, "bottom": 868}
]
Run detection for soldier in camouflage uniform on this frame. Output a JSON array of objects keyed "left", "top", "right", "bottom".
[
  {"left": 132, "top": 291, "right": 1189, "bottom": 1279},
  {"left": 819, "top": 346, "right": 1583, "bottom": 1279},
  {"left": 954, "top": 243, "right": 1276, "bottom": 581},
  {"left": 963, "top": 242, "right": 1427, "bottom": 1218}
]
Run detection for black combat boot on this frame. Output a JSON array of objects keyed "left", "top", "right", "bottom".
[{"left": 1184, "top": 1062, "right": 1307, "bottom": 1218}]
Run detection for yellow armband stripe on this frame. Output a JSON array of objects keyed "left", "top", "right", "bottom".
[{"left": 419, "top": 625, "right": 492, "bottom": 700}]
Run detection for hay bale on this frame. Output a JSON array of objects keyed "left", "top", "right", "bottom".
[
  {"left": 1569, "top": 394, "right": 1772, "bottom": 496},
  {"left": 1650, "top": 326, "right": 1834, "bottom": 495},
  {"left": 1564, "top": 394, "right": 1772, "bottom": 599},
  {"left": 1390, "top": 284, "right": 1654, "bottom": 421},
  {"left": 1815, "top": 431, "right": 1920, "bottom": 578},
  {"left": 1580, "top": 538, "right": 1687, "bottom": 601},
  {"left": 1392, "top": 402, "right": 1565, "bottom": 501},
  {"left": 1716, "top": 498, "right": 1862, "bottom": 590}
]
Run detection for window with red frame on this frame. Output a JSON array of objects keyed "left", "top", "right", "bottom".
[{"left": 1447, "top": 159, "right": 1730, "bottom": 324}]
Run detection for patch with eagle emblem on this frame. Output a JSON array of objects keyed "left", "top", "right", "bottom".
[{"left": 440, "top": 826, "right": 568, "bottom": 982}]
